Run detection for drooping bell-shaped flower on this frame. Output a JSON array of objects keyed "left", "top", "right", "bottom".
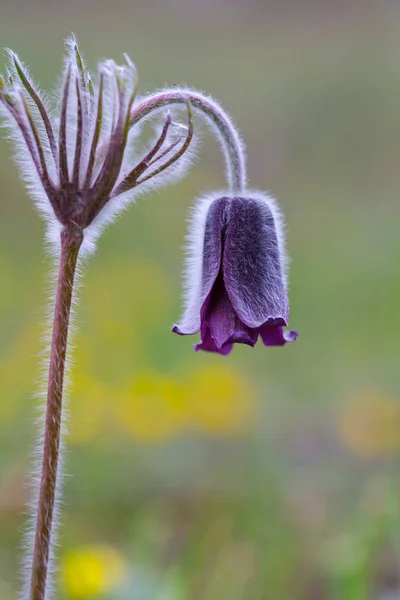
[{"left": 173, "top": 193, "right": 298, "bottom": 354}]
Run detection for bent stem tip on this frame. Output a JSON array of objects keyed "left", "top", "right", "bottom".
[{"left": 130, "top": 89, "right": 247, "bottom": 194}]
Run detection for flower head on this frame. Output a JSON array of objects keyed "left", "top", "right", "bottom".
[
  {"left": 62, "top": 545, "right": 129, "bottom": 599},
  {"left": 0, "top": 36, "right": 194, "bottom": 248},
  {"left": 173, "top": 192, "right": 298, "bottom": 354}
]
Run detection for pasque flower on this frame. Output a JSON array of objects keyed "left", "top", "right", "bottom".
[
  {"left": 0, "top": 34, "right": 297, "bottom": 600},
  {"left": 173, "top": 193, "right": 298, "bottom": 354},
  {"left": 0, "top": 37, "right": 225, "bottom": 600}
]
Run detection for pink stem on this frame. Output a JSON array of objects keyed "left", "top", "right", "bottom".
[{"left": 29, "top": 227, "right": 83, "bottom": 600}]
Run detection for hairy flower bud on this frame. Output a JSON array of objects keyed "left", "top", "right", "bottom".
[{"left": 173, "top": 192, "right": 298, "bottom": 354}]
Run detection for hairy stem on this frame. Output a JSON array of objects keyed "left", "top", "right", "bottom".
[
  {"left": 130, "top": 89, "right": 247, "bottom": 194},
  {"left": 29, "top": 228, "right": 83, "bottom": 600}
]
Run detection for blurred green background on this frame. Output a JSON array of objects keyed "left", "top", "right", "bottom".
[{"left": 1, "top": 1, "right": 400, "bottom": 598}]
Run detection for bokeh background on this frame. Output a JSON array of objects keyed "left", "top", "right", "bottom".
[{"left": 1, "top": 1, "right": 400, "bottom": 598}]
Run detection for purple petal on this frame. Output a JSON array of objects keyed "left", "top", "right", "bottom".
[
  {"left": 196, "top": 271, "right": 258, "bottom": 353},
  {"left": 260, "top": 321, "right": 299, "bottom": 346},
  {"left": 225, "top": 331, "right": 258, "bottom": 346},
  {"left": 173, "top": 196, "right": 228, "bottom": 335},
  {"left": 223, "top": 197, "right": 289, "bottom": 328},
  {"left": 195, "top": 323, "right": 233, "bottom": 355}
]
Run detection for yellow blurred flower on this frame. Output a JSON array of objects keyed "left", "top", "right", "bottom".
[
  {"left": 114, "top": 372, "right": 189, "bottom": 442},
  {"left": 62, "top": 545, "right": 129, "bottom": 599},
  {"left": 65, "top": 353, "right": 256, "bottom": 444},
  {"left": 112, "top": 365, "right": 255, "bottom": 442},
  {"left": 338, "top": 389, "right": 400, "bottom": 458},
  {"left": 187, "top": 364, "right": 254, "bottom": 435}
]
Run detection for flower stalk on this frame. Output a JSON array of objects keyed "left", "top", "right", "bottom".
[{"left": 29, "top": 228, "right": 82, "bottom": 600}]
